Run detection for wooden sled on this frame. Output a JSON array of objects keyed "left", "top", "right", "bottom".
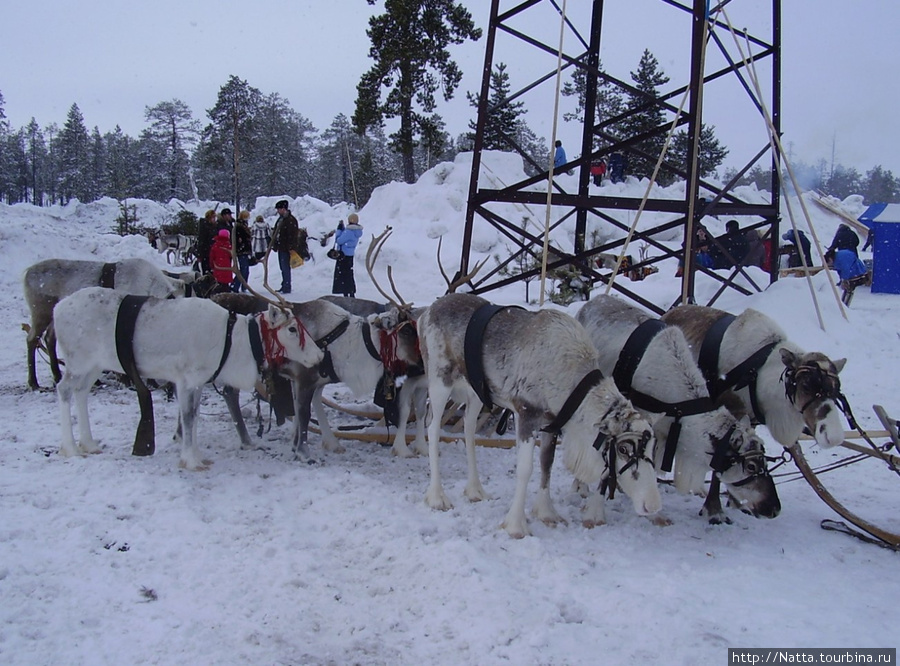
[{"left": 791, "top": 403, "right": 900, "bottom": 549}]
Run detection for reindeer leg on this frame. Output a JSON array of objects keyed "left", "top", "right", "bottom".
[
  {"left": 424, "top": 384, "right": 452, "bottom": 511},
  {"left": 501, "top": 432, "right": 536, "bottom": 538},
  {"left": 533, "top": 431, "right": 566, "bottom": 526},
  {"left": 222, "top": 386, "right": 254, "bottom": 450},
  {"left": 47, "top": 326, "right": 63, "bottom": 385},
  {"left": 291, "top": 383, "right": 316, "bottom": 464},
  {"left": 391, "top": 382, "right": 417, "bottom": 458},
  {"left": 27, "top": 333, "right": 41, "bottom": 391},
  {"left": 700, "top": 475, "right": 731, "bottom": 525},
  {"left": 314, "top": 385, "right": 343, "bottom": 454},
  {"left": 131, "top": 375, "right": 155, "bottom": 457},
  {"left": 462, "top": 393, "right": 489, "bottom": 502},
  {"left": 410, "top": 383, "right": 429, "bottom": 457},
  {"left": 583, "top": 487, "right": 608, "bottom": 528},
  {"left": 178, "top": 386, "right": 207, "bottom": 471},
  {"left": 57, "top": 373, "right": 82, "bottom": 457}
]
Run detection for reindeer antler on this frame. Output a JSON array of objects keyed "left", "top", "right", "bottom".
[
  {"left": 365, "top": 227, "right": 412, "bottom": 311},
  {"left": 436, "top": 235, "right": 487, "bottom": 294},
  {"left": 222, "top": 226, "right": 292, "bottom": 312}
]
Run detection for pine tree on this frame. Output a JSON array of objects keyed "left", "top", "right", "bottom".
[
  {"left": 249, "top": 92, "right": 315, "bottom": 201},
  {"left": 467, "top": 62, "right": 524, "bottom": 151},
  {"left": 561, "top": 61, "right": 627, "bottom": 151},
  {"left": 24, "top": 119, "right": 47, "bottom": 205},
  {"left": 203, "top": 75, "right": 263, "bottom": 210},
  {"left": 57, "top": 103, "right": 91, "bottom": 203},
  {"left": 863, "top": 166, "right": 900, "bottom": 204},
  {"left": 144, "top": 99, "right": 200, "bottom": 202},
  {"left": 104, "top": 126, "right": 139, "bottom": 201},
  {"left": 669, "top": 122, "right": 728, "bottom": 182},
  {"left": 466, "top": 62, "right": 547, "bottom": 175},
  {"left": 622, "top": 49, "right": 670, "bottom": 182},
  {"left": 353, "top": 0, "right": 481, "bottom": 184}
]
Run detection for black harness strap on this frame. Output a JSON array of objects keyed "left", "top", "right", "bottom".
[
  {"left": 697, "top": 313, "right": 779, "bottom": 425},
  {"left": 247, "top": 317, "right": 265, "bottom": 372},
  {"left": 361, "top": 322, "right": 381, "bottom": 362},
  {"left": 316, "top": 318, "right": 351, "bottom": 383},
  {"left": 207, "top": 311, "right": 238, "bottom": 384},
  {"left": 541, "top": 369, "right": 606, "bottom": 435},
  {"left": 613, "top": 318, "right": 712, "bottom": 473},
  {"left": 464, "top": 304, "right": 521, "bottom": 410},
  {"left": 114, "top": 295, "right": 154, "bottom": 456},
  {"left": 99, "top": 262, "right": 117, "bottom": 289},
  {"left": 316, "top": 318, "right": 350, "bottom": 350},
  {"left": 698, "top": 313, "right": 736, "bottom": 396},
  {"left": 613, "top": 319, "right": 668, "bottom": 394}
]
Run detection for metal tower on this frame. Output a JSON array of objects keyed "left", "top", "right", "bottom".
[{"left": 459, "top": 0, "right": 782, "bottom": 313}]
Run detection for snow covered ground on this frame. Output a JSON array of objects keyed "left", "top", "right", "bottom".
[{"left": 1, "top": 153, "right": 897, "bottom": 665}]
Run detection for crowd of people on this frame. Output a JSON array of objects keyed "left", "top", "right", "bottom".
[{"left": 191, "top": 200, "right": 360, "bottom": 299}]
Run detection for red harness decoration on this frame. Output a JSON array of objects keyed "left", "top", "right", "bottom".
[
  {"left": 259, "top": 314, "right": 307, "bottom": 368},
  {"left": 379, "top": 321, "right": 416, "bottom": 377}
]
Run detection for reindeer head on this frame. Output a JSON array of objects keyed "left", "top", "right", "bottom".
[
  {"left": 707, "top": 413, "right": 780, "bottom": 519},
  {"left": 780, "top": 348, "right": 846, "bottom": 449},
  {"left": 261, "top": 305, "right": 324, "bottom": 370}
]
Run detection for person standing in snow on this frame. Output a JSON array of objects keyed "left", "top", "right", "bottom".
[
  {"left": 782, "top": 229, "right": 813, "bottom": 268},
  {"left": 232, "top": 211, "right": 253, "bottom": 292},
  {"left": 251, "top": 215, "right": 271, "bottom": 262},
  {"left": 271, "top": 200, "right": 299, "bottom": 294},
  {"left": 827, "top": 224, "right": 860, "bottom": 257},
  {"left": 209, "top": 229, "right": 235, "bottom": 293},
  {"left": 196, "top": 209, "right": 218, "bottom": 275},
  {"left": 331, "top": 213, "right": 363, "bottom": 298}
]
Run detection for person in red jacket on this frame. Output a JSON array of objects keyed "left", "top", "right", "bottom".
[{"left": 210, "top": 229, "right": 234, "bottom": 290}]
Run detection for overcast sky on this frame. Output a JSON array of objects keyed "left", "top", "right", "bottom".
[{"left": 2, "top": 1, "right": 898, "bottom": 176}]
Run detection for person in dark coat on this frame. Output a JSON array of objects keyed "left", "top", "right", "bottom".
[
  {"left": 711, "top": 219, "right": 750, "bottom": 269},
  {"left": 827, "top": 224, "right": 860, "bottom": 257},
  {"left": 232, "top": 210, "right": 253, "bottom": 292},
  {"left": 782, "top": 229, "right": 813, "bottom": 268},
  {"left": 195, "top": 209, "right": 218, "bottom": 275},
  {"left": 331, "top": 213, "right": 363, "bottom": 298},
  {"left": 218, "top": 207, "right": 235, "bottom": 233},
  {"left": 272, "top": 200, "right": 299, "bottom": 294}
]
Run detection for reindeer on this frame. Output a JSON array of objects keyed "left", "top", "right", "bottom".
[
  {"left": 418, "top": 292, "right": 661, "bottom": 538},
  {"left": 576, "top": 294, "right": 780, "bottom": 523},
  {"left": 661, "top": 305, "right": 847, "bottom": 451},
  {"left": 53, "top": 287, "right": 323, "bottom": 470},
  {"left": 154, "top": 233, "right": 193, "bottom": 265},
  {"left": 209, "top": 229, "right": 425, "bottom": 462},
  {"left": 23, "top": 257, "right": 189, "bottom": 390}
]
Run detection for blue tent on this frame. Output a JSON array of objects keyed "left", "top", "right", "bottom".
[{"left": 858, "top": 203, "right": 900, "bottom": 294}]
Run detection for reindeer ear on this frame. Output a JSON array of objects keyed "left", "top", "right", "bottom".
[
  {"left": 780, "top": 348, "right": 800, "bottom": 369},
  {"left": 739, "top": 414, "right": 752, "bottom": 429},
  {"left": 267, "top": 304, "right": 288, "bottom": 326},
  {"left": 832, "top": 357, "right": 847, "bottom": 373}
]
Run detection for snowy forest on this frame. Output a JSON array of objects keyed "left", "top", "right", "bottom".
[{"left": 0, "top": 1, "right": 898, "bottom": 213}]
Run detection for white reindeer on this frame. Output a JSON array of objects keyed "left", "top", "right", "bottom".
[
  {"left": 23, "top": 257, "right": 188, "bottom": 390},
  {"left": 54, "top": 287, "right": 324, "bottom": 470},
  {"left": 209, "top": 293, "right": 423, "bottom": 462},
  {"left": 661, "top": 305, "right": 846, "bottom": 450},
  {"left": 576, "top": 294, "right": 780, "bottom": 523},
  {"left": 418, "top": 292, "right": 661, "bottom": 538}
]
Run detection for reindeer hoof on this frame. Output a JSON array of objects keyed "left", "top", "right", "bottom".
[
  {"left": 705, "top": 513, "right": 732, "bottom": 526},
  {"left": 648, "top": 514, "right": 673, "bottom": 527},
  {"left": 582, "top": 518, "right": 607, "bottom": 529}
]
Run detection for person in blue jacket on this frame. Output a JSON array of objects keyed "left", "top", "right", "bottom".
[
  {"left": 553, "top": 140, "right": 567, "bottom": 171},
  {"left": 332, "top": 212, "right": 363, "bottom": 298},
  {"left": 826, "top": 248, "right": 868, "bottom": 282}
]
